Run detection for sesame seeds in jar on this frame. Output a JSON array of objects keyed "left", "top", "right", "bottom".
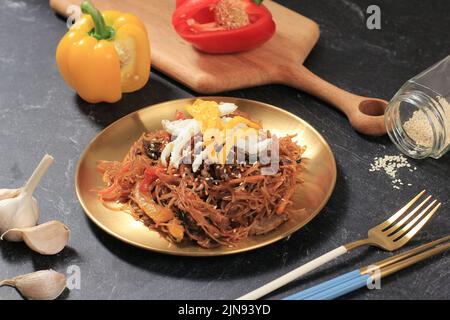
[
  {"left": 385, "top": 55, "right": 450, "bottom": 159},
  {"left": 402, "top": 97, "right": 450, "bottom": 150}
]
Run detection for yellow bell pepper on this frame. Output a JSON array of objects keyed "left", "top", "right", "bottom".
[{"left": 56, "top": 1, "right": 151, "bottom": 103}]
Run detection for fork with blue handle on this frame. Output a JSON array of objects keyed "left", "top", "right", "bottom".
[
  {"left": 284, "top": 235, "right": 450, "bottom": 300},
  {"left": 238, "top": 191, "right": 441, "bottom": 300}
]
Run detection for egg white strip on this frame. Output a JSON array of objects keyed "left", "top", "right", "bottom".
[
  {"left": 219, "top": 102, "right": 238, "bottom": 116},
  {"left": 160, "top": 119, "right": 201, "bottom": 168}
]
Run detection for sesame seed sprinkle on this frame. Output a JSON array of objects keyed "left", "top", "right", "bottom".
[{"left": 369, "top": 154, "right": 417, "bottom": 189}]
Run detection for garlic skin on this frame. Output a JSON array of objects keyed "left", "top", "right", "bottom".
[
  {"left": 0, "top": 270, "right": 66, "bottom": 300},
  {"left": 0, "top": 188, "right": 21, "bottom": 200},
  {"left": 0, "top": 155, "right": 54, "bottom": 241},
  {"left": 1, "top": 220, "right": 70, "bottom": 255}
]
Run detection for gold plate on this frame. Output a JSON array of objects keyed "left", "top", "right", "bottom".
[{"left": 75, "top": 97, "right": 337, "bottom": 256}]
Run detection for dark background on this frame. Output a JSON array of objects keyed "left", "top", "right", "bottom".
[{"left": 0, "top": 0, "right": 448, "bottom": 300}]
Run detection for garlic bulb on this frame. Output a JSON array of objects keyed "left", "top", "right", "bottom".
[
  {"left": 0, "top": 270, "right": 66, "bottom": 300},
  {"left": 0, "top": 154, "right": 54, "bottom": 241},
  {"left": 1, "top": 220, "right": 70, "bottom": 255}
]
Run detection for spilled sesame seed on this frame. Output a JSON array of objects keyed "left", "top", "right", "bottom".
[{"left": 369, "top": 154, "right": 417, "bottom": 189}]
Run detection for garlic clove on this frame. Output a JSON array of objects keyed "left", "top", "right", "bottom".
[
  {"left": 0, "top": 270, "right": 66, "bottom": 300},
  {"left": 1, "top": 220, "right": 70, "bottom": 255},
  {"left": 0, "top": 228, "right": 23, "bottom": 241},
  {"left": 0, "top": 188, "right": 21, "bottom": 200}
]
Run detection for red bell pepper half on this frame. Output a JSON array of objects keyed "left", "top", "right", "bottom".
[{"left": 172, "top": 0, "right": 276, "bottom": 54}]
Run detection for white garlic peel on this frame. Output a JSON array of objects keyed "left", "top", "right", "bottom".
[
  {"left": 0, "top": 270, "right": 66, "bottom": 300},
  {"left": 1, "top": 220, "right": 70, "bottom": 255},
  {"left": 0, "top": 188, "right": 21, "bottom": 200},
  {"left": 0, "top": 154, "right": 54, "bottom": 241}
]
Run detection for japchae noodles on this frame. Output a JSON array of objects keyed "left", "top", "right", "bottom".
[{"left": 96, "top": 100, "right": 305, "bottom": 248}]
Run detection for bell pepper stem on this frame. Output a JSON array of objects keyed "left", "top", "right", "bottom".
[{"left": 81, "top": 1, "right": 114, "bottom": 40}]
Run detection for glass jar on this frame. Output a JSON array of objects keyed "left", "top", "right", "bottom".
[{"left": 385, "top": 55, "right": 450, "bottom": 159}]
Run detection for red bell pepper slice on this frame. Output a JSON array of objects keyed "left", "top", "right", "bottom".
[
  {"left": 140, "top": 166, "right": 165, "bottom": 193},
  {"left": 172, "top": 0, "right": 276, "bottom": 54},
  {"left": 175, "top": 110, "right": 186, "bottom": 120}
]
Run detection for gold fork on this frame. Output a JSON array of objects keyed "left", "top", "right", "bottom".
[{"left": 238, "top": 190, "right": 441, "bottom": 300}]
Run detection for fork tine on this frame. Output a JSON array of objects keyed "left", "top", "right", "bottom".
[
  {"left": 384, "top": 195, "right": 433, "bottom": 235},
  {"left": 378, "top": 190, "right": 426, "bottom": 230},
  {"left": 393, "top": 202, "right": 441, "bottom": 246},
  {"left": 391, "top": 199, "right": 437, "bottom": 239}
]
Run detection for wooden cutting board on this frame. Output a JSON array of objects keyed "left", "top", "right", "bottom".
[{"left": 49, "top": 0, "right": 388, "bottom": 136}]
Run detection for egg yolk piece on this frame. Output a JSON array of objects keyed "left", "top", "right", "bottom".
[
  {"left": 186, "top": 99, "right": 223, "bottom": 132},
  {"left": 184, "top": 99, "right": 263, "bottom": 165}
]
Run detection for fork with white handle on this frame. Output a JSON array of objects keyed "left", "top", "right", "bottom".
[{"left": 237, "top": 190, "right": 441, "bottom": 300}]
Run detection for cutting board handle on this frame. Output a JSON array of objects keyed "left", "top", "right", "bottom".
[
  {"left": 279, "top": 65, "right": 388, "bottom": 136},
  {"left": 50, "top": 0, "right": 73, "bottom": 16}
]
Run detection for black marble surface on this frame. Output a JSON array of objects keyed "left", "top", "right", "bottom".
[{"left": 0, "top": 0, "right": 449, "bottom": 300}]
